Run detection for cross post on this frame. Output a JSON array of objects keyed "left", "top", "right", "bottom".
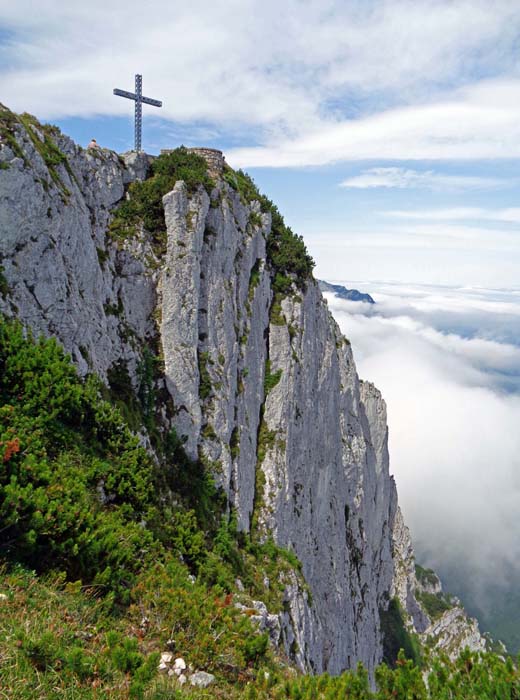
[{"left": 113, "top": 74, "right": 162, "bottom": 152}]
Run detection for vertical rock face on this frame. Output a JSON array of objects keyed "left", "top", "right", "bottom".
[
  {"left": 0, "top": 111, "right": 157, "bottom": 383},
  {"left": 158, "top": 180, "right": 397, "bottom": 674},
  {"left": 0, "top": 110, "right": 485, "bottom": 676}
]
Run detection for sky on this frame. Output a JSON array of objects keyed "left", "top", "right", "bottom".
[
  {"left": 1, "top": 0, "right": 520, "bottom": 286},
  {"left": 326, "top": 284, "right": 520, "bottom": 650}
]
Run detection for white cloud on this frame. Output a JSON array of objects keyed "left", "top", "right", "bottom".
[
  {"left": 228, "top": 79, "right": 520, "bottom": 166},
  {"left": 325, "top": 284, "right": 520, "bottom": 599},
  {"left": 339, "top": 168, "right": 506, "bottom": 190},
  {"left": 385, "top": 207, "right": 520, "bottom": 223}
]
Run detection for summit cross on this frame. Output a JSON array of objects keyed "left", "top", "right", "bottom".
[{"left": 113, "top": 74, "right": 162, "bottom": 152}]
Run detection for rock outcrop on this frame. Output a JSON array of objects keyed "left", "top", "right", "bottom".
[
  {"left": 0, "top": 106, "right": 485, "bottom": 676},
  {"left": 391, "top": 507, "right": 486, "bottom": 658}
]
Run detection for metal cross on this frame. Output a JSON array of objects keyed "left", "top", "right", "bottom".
[{"left": 113, "top": 74, "right": 162, "bottom": 152}]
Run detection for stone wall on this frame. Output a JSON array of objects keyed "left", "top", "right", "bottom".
[{"left": 160, "top": 146, "right": 225, "bottom": 179}]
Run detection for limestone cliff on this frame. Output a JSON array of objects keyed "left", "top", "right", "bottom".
[
  {"left": 0, "top": 106, "right": 485, "bottom": 675},
  {"left": 391, "top": 508, "right": 486, "bottom": 659}
]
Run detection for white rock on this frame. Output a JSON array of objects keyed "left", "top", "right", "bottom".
[
  {"left": 160, "top": 652, "right": 173, "bottom": 664},
  {"left": 178, "top": 674, "right": 187, "bottom": 686},
  {"left": 173, "top": 657, "right": 186, "bottom": 672}
]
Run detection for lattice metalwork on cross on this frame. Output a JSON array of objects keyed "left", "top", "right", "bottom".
[{"left": 113, "top": 74, "right": 162, "bottom": 152}]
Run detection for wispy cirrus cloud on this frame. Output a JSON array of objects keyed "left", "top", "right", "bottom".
[
  {"left": 339, "top": 167, "right": 507, "bottom": 190},
  {"left": 385, "top": 207, "right": 520, "bottom": 223}
]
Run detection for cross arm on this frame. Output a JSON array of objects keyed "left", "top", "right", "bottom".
[
  {"left": 114, "top": 88, "right": 137, "bottom": 101},
  {"left": 141, "top": 96, "right": 162, "bottom": 107}
]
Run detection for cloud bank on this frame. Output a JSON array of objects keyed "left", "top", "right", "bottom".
[{"left": 324, "top": 282, "right": 520, "bottom": 638}]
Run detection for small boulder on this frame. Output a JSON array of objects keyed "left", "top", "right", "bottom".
[
  {"left": 174, "top": 657, "right": 187, "bottom": 673},
  {"left": 190, "top": 671, "right": 216, "bottom": 688},
  {"left": 160, "top": 652, "right": 173, "bottom": 664},
  {"left": 178, "top": 674, "right": 187, "bottom": 686}
]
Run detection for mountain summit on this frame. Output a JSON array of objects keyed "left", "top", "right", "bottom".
[{"left": 0, "top": 106, "right": 486, "bottom": 683}]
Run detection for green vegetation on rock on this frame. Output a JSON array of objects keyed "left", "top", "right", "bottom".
[
  {"left": 0, "top": 264, "right": 10, "bottom": 297},
  {"left": 417, "top": 590, "right": 453, "bottom": 620},
  {"left": 0, "top": 107, "right": 73, "bottom": 197},
  {"left": 0, "top": 105, "right": 26, "bottom": 162},
  {"left": 380, "top": 598, "right": 422, "bottom": 668},
  {"left": 109, "top": 147, "right": 214, "bottom": 256},
  {"left": 223, "top": 167, "right": 314, "bottom": 293},
  {"left": 198, "top": 350, "right": 213, "bottom": 400},
  {"left": 415, "top": 564, "right": 440, "bottom": 587},
  {"left": 264, "top": 360, "right": 282, "bottom": 394}
]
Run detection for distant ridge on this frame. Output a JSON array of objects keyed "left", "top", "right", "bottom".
[{"left": 318, "top": 280, "right": 375, "bottom": 304}]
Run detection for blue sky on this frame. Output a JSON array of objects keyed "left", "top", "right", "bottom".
[{"left": 1, "top": 0, "right": 520, "bottom": 286}]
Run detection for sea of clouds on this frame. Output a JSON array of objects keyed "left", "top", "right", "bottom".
[{"left": 324, "top": 281, "right": 520, "bottom": 648}]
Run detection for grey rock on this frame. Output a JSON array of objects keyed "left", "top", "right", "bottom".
[
  {"left": 0, "top": 111, "right": 157, "bottom": 385},
  {"left": 189, "top": 671, "right": 216, "bottom": 688}
]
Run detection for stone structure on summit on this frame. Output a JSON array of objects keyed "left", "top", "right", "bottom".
[{"left": 161, "top": 147, "right": 226, "bottom": 178}]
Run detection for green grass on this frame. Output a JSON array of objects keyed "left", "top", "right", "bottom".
[{"left": 0, "top": 105, "right": 26, "bottom": 162}]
